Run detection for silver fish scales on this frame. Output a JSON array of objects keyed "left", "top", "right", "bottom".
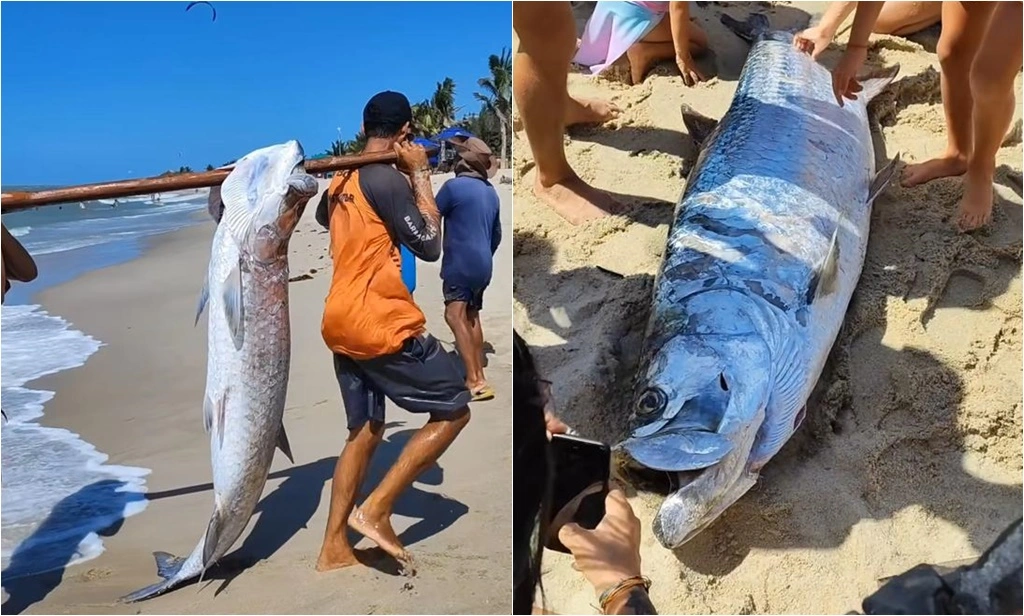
[
  {"left": 122, "top": 141, "right": 318, "bottom": 601},
  {"left": 618, "top": 14, "right": 900, "bottom": 549}
]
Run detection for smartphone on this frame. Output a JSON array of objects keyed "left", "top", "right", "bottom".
[{"left": 545, "top": 434, "right": 611, "bottom": 553}]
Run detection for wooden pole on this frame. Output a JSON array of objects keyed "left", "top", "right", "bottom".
[{"left": 0, "top": 148, "right": 436, "bottom": 213}]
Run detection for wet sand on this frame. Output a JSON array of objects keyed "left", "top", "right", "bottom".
[
  {"left": 514, "top": 3, "right": 1022, "bottom": 614},
  {"left": 6, "top": 172, "right": 513, "bottom": 614}
]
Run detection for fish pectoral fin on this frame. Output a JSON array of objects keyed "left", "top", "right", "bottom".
[
  {"left": 277, "top": 424, "right": 295, "bottom": 463},
  {"left": 223, "top": 259, "right": 245, "bottom": 350},
  {"left": 680, "top": 104, "right": 719, "bottom": 149},
  {"left": 195, "top": 276, "right": 210, "bottom": 327},
  {"left": 868, "top": 153, "right": 901, "bottom": 204},
  {"left": 861, "top": 64, "right": 901, "bottom": 103},
  {"left": 807, "top": 227, "right": 840, "bottom": 303},
  {"left": 201, "top": 507, "right": 226, "bottom": 573}
]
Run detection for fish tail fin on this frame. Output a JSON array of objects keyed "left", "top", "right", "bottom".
[
  {"left": 119, "top": 551, "right": 186, "bottom": 603},
  {"left": 720, "top": 12, "right": 771, "bottom": 44},
  {"left": 862, "top": 64, "right": 901, "bottom": 103}
]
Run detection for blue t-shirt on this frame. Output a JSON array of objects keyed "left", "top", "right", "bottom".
[
  {"left": 400, "top": 244, "right": 416, "bottom": 294},
  {"left": 436, "top": 176, "right": 502, "bottom": 289}
]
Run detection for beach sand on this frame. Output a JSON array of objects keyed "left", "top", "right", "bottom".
[
  {"left": 6, "top": 172, "right": 513, "bottom": 614},
  {"left": 513, "top": 3, "right": 1022, "bottom": 614}
]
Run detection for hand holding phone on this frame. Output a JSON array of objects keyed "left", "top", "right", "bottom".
[
  {"left": 558, "top": 488, "right": 644, "bottom": 599},
  {"left": 546, "top": 434, "right": 611, "bottom": 553}
]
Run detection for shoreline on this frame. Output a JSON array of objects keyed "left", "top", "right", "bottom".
[{"left": 6, "top": 173, "right": 513, "bottom": 614}]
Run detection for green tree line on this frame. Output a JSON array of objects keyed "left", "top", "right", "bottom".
[{"left": 322, "top": 49, "right": 511, "bottom": 167}]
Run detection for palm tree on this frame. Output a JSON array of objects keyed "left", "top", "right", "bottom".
[
  {"left": 344, "top": 132, "right": 367, "bottom": 154},
  {"left": 475, "top": 48, "right": 512, "bottom": 167},
  {"left": 430, "top": 77, "right": 457, "bottom": 129}
]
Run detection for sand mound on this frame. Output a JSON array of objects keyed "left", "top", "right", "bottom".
[{"left": 514, "top": 2, "right": 1022, "bottom": 613}]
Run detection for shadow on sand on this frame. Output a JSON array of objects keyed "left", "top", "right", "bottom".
[
  {"left": 4, "top": 423, "right": 468, "bottom": 610},
  {"left": 1, "top": 479, "right": 146, "bottom": 614}
]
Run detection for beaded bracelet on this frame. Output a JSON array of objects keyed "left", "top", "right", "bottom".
[{"left": 599, "top": 576, "right": 652, "bottom": 614}]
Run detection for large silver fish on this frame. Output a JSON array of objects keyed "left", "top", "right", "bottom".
[
  {"left": 617, "top": 14, "right": 900, "bottom": 549},
  {"left": 122, "top": 140, "right": 318, "bottom": 601}
]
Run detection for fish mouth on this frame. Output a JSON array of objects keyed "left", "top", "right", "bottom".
[{"left": 613, "top": 446, "right": 701, "bottom": 494}]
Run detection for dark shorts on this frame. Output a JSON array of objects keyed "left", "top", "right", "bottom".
[
  {"left": 333, "top": 334, "right": 472, "bottom": 431},
  {"left": 443, "top": 283, "right": 486, "bottom": 311}
]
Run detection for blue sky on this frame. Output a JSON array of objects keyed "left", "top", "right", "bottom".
[{"left": 1, "top": 1, "right": 511, "bottom": 186}]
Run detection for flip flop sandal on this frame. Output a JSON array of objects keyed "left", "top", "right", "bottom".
[{"left": 471, "top": 385, "right": 496, "bottom": 402}]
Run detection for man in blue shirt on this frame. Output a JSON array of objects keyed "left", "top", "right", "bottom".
[{"left": 437, "top": 137, "right": 502, "bottom": 401}]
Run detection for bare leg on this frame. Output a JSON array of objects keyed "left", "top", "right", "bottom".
[
  {"left": 514, "top": 1, "right": 623, "bottom": 224},
  {"left": 348, "top": 409, "right": 471, "bottom": 573},
  {"left": 957, "top": 2, "right": 1022, "bottom": 231},
  {"left": 625, "top": 16, "right": 708, "bottom": 84},
  {"left": 445, "top": 301, "right": 485, "bottom": 392},
  {"left": 316, "top": 421, "right": 384, "bottom": 572},
  {"left": 875, "top": 1, "right": 942, "bottom": 36},
  {"left": 467, "top": 306, "right": 487, "bottom": 387},
  {"left": 902, "top": 1, "right": 996, "bottom": 187}
]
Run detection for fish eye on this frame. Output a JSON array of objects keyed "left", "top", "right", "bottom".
[{"left": 635, "top": 386, "right": 667, "bottom": 417}]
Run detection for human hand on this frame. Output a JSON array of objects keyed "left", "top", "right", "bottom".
[
  {"left": 545, "top": 411, "right": 569, "bottom": 438},
  {"left": 831, "top": 45, "right": 868, "bottom": 106},
  {"left": 676, "top": 53, "right": 707, "bottom": 87},
  {"left": 558, "top": 488, "right": 643, "bottom": 597},
  {"left": 393, "top": 140, "right": 430, "bottom": 174},
  {"left": 793, "top": 25, "right": 833, "bottom": 59}
]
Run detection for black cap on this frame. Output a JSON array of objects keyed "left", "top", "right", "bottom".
[{"left": 363, "top": 91, "right": 413, "bottom": 133}]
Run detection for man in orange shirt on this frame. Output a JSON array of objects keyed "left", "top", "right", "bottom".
[{"left": 313, "top": 91, "right": 472, "bottom": 574}]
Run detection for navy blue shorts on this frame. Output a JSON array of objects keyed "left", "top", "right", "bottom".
[
  {"left": 333, "top": 334, "right": 471, "bottom": 431},
  {"left": 443, "top": 283, "right": 485, "bottom": 311}
]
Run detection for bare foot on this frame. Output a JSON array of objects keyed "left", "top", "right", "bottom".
[
  {"left": 566, "top": 96, "right": 621, "bottom": 127},
  {"left": 533, "top": 173, "right": 623, "bottom": 224},
  {"left": 955, "top": 170, "right": 994, "bottom": 232},
  {"left": 315, "top": 540, "right": 359, "bottom": 572},
  {"left": 626, "top": 42, "right": 664, "bottom": 85},
  {"left": 348, "top": 506, "right": 416, "bottom": 575},
  {"left": 901, "top": 154, "right": 968, "bottom": 187}
]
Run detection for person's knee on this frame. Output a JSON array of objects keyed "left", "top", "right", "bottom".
[
  {"left": 937, "top": 37, "right": 975, "bottom": 73},
  {"left": 969, "top": 57, "right": 1016, "bottom": 103},
  {"left": 347, "top": 420, "right": 385, "bottom": 445},
  {"left": 435, "top": 407, "right": 471, "bottom": 431},
  {"left": 445, "top": 302, "right": 466, "bottom": 328}
]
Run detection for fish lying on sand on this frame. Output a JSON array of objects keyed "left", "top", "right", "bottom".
[
  {"left": 616, "top": 13, "right": 900, "bottom": 549},
  {"left": 122, "top": 140, "right": 319, "bottom": 601}
]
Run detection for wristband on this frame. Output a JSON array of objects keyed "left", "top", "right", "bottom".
[{"left": 599, "top": 576, "right": 651, "bottom": 614}]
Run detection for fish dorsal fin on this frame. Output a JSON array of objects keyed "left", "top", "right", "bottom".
[
  {"left": 807, "top": 227, "right": 840, "bottom": 304},
  {"left": 680, "top": 104, "right": 719, "bottom": 149},
  {"left": 207, "top": 185, "right": 225, "bottom": 224},
  {"left": 720, "top": 12, "right": 771, "bottom": 44},
  {"left": 868, "top": 153, "right": 901, "bottom": 203},
  {"left": 861, "top": 64, "right": 901, "bottom": 103}
]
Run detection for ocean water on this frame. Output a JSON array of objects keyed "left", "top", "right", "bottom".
[{"left": 1, "top": 190, "right": 210, "bottom": 583}]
